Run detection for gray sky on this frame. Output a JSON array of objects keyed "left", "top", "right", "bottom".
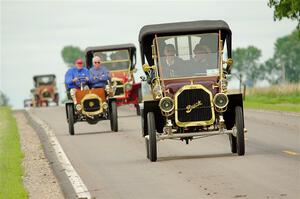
[{"left": 1, "top": 0, "right": 297, "bottom": 109}]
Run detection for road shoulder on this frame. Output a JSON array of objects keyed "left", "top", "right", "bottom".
[{"left": 15, "top": 110, "right": 64, "bottom": 199}]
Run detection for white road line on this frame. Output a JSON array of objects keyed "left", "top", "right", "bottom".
[{"left": 27, "top": 110, "right": 91, "bottom": 199}]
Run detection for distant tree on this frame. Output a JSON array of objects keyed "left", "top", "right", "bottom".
[
  {"left": 0, "top": 91, "right": 9, "bottom": 106},
  {"left": 260, "top": 58, "right": 281, "bottom": 85},
  {"left": 268, "top": 0, "right": 300, "bottom": 32},
  {"left": 232, "top": 46, "right": 262, "bottom": 86},
  {"left": 61, "top": 45, "right": 85, "bottom": 67},
  {"left": 273, "top": 30, "right": 300, "bottom": 83}
]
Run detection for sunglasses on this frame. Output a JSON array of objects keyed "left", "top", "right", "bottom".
[
  {"left": 77, "top": 62, "right": 83, "bottom": 65},
  {"left": 94, "top": 61, "right": 101, "bottom": 64}
]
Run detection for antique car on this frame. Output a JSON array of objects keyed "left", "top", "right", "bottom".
[
  {"left": 65, "top": 75, "right": 118, "bottom": 135},
  {"left": 32, "top": 74, "right": 59, "bottom": 107},
  {"left": 23, "top": 99, "right": 33, "bottom": 107},
  {"left": 85, "top": 44, "right": 142, "bottom": 115},
  {"left": 139, "top": 20, "right": 246, "bottom": 162}
]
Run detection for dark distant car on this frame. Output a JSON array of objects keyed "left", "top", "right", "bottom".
[
  {"left": 85, "top": 44, "right": 142, "bottom": 115},
  {"left": 23, "top": 99, "right": 33, "bottom": 107},
  {"left": 32, "top": 74, "right": 59, "bottom": 107},
  {"left": 139, "top": 20, "right": 246, "bottom": 161}
]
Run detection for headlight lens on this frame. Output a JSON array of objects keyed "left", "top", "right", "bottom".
[
  {"left": 102, "top": 102, "right": 108, "bottom": 110},
  {"left": 159, "top": 97, "right": 174, "bottom": 113},
  {"left": 213, "top": 93, "right": 228, "bottom": 109},
  {"left": 75, "top": 104, "right": 82, "bottom": 111},
  {"left": 125, "top": 83, "right": 132, "bottom": 91}
]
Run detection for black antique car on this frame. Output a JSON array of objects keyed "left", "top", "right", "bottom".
[
  {"left": 85, "top": 44, "right": 142, "bottom": 115},
  {"left": 139, "top": 20, "right": 246, "bottom": 161}
]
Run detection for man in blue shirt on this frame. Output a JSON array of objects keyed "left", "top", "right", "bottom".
[
  {"left": 89, "top": 56, "right": 110, "bottom": 88},
  {"left": 64, "top": 58, "right": 89, "bottom": 102}
]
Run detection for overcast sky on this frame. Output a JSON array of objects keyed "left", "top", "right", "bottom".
[{"left": 1, "top": 0, "right": 297, "bottom": 109}]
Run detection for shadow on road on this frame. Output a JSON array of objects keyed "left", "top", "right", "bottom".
[
  {"left": 74, "top": 130, "right": 121, "bottom": 136},
  {"left": 158, "top": 153, "right": 235, "bottom": 162}
]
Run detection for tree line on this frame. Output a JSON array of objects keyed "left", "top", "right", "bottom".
[{"left": 233, "top": 29, "right": 300, "bottom": 86}]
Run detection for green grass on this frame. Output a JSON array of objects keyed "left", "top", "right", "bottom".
[
  {"left": 244, "top": 83, "right": 300, "bottom": 113},
  {"left": 0, "top": 107, "right": 28, "bottom": 198}
]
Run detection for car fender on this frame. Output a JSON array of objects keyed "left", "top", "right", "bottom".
[
  {"left": 224, "top": 93, "right": 244, "bottom": 130},
  {"left": 141, "top": 100, "right": 164, "bottom": 136}
]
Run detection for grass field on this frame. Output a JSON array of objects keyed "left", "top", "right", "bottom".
[
  {"left": 0, "top": 107, "right": 28, "bottom": 198},
  {"left": 244, "top": 83, "right": 300, "bottom": 113}
]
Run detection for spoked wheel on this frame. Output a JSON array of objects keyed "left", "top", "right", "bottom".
[
  {"left": 147, "top": 112, "right": 157, "bottom": 162},
  {"left": 67, "top": 104, "right": 75, "bottom": 135},
  {"left": 235, "top": 106, "right": 245, "bottom": 155},
  {"left": 110, "top": 101, "right": 118, "bottom": 132}
]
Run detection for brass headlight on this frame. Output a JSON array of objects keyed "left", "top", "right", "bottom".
[
  {"left": 159, "top": 97, "right": 174, "bottom": 113},
  {"left": 102, "top": 102, "right": 108, "bottom": 110},
  {"left": 75, "top": 104, "right": 82, "bottom": 111},
  {"left": 213, "top": 93, "right": 228, "bottom": 109}
]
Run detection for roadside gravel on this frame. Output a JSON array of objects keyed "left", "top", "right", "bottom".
[{"left": 14, "top": 111, "right": 64, "bottom": 199}]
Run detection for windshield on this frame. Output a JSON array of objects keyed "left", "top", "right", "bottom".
[
  {"left": 156, "top": 33, "right": 219, "bottom": 79},
  {"left": 93, "top": 49, "right": 130, "bottom": 71},
  {"left": 36, "top": 76, "right": 54, "bottom": 86}
]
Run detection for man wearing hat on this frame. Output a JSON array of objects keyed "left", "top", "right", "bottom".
[{"left": 65, "top": 58, "right": 89, "bottom": 102}]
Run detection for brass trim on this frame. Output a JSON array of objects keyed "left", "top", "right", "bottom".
[
  {"left": 213, "top": 93, "right": 229, "bottom": 109},
  {"left": 159, "top": 96, "right": 174, "bottom": 113},
  {"left": 186, "top": 100, "right": 203, "bottom": 113},
  {"left": 174, "top": 84, "right": 215, "bottom": 127},
  {"left": 81, "top": 93, "right": 103, "bottom": 116}
]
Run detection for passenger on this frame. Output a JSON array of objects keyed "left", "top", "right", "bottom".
[
  {"left": 65, "top": 58, "right": 89, "bottom": 102},
  {"left": 89, "top": 56, "right": 110, "bottom": 88},
  {"left": 191, "top": 44, "right": 211, "bottom": 74},
  {"left": 160, "top": 44, "right": 184, "bottom": 77}
]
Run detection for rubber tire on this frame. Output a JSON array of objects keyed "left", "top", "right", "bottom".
[
  {"left": 145, "top": 138, "right": 150, "bottom": 159},
  {"left": 136, "top": 104, "right": 141, "bottom": 116},
  {"left": 229, "top": 134, "right": 237, "bottom": 153},
  {"left": 235, "top": 106, "right": 245, "bottom": 155},
  {"left": 110, "top": 101, "right": 118, "bottom": 132},
  {"left": 136, "top": 88, "right": 142, "bottom": 116},
  {"left": 147, "top": 112, "right": 157, "bottom": 162},
  {"left": 67, "top": 105, "right": 75, "bottom": 135}
]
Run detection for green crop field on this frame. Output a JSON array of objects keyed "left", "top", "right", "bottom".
[
  {"left": 0, "top": 107, "right": 28, "bottom": 198},
  {"left": 244, "top": 83, "right": 300, "bottom": 112}
]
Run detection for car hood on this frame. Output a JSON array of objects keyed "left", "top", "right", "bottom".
[{"left": 163, "top": 76, "right": 219, "bottom": 98}]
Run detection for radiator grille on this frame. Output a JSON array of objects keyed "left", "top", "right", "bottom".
[
  {"left": 83, "top": 98, "right": 100, "bottom": 112},
  {"left": 176, "top": 89, "right": 212, "bottom": 123}
]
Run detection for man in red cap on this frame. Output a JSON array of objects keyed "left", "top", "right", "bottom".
[{"left": 64, "top": 58, "right": 89, "bottom": 101}]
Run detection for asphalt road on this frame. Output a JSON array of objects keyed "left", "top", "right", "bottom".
[{"left": 29, "top": 106, "right": 300, "bottom": 199}]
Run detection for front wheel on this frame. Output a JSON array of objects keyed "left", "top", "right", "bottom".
[
  {"left": 135, "top": 104, "right": 141, "bottom": 116},
  {"left": 147, "top": 112, "right": 157, "bottom": 162},
  {"left": 67, "top": 104, "right": 75, "bottom": 135},
  {"left": 110, "top": 101, "right": 118, "bottom": 132},
  {"left": 145, "top": 138, "right": 149, "bottom": 159},
  {"left": 235, "top": 106, "right": 245, "bottom": 155}
]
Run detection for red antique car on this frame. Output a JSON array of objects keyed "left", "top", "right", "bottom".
[
  {"left": 32, "top": 74, "right": 59, "bottom": 107},
  {"left": 85, "top": 44, "right": 142, "bottom": 114}
]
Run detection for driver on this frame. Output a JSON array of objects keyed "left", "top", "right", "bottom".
[
  {"left": 65, "top": 58, "right": 89, "bottom": 102},
  {"left": 89, "top": 56, "right": 110, "bottom": 88},
  {"left": 160, "top": 44, "right": 184, "bottom": 78}
]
